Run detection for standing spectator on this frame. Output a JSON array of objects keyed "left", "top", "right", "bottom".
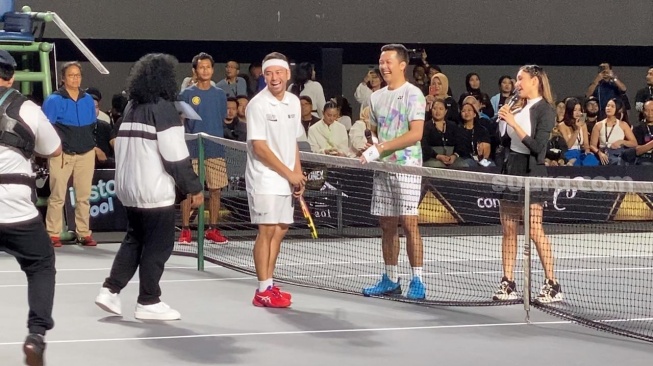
[
  {"left": 178, "top": 52, "right": 229, "bottom": 244},
  {"left": 42, "top": 61, "right": 97, "bottom": 247},
  {"left": 216, "top": 61, "right": 247, "bottom": 98},
  {"left": 354, "top": 68, "right": 384, "bottom": 110},
  {"left": 289, "top": 62, "right": 326, "bottom": 118},
  {"left": 0, "top": 50, "right": 62, "bottom": 366},
  {"left": 634, "top": 66, "right": 653, "bottom": 124},
  {"left": 490, "top": 75, "right": 515, "bottom": 113},
  {"left": 85, "top": 87, "right": 110, "bottom": 123},
  {"left": 585, "top": 62, "right": 628, "bottom": 120},
  {"left": 95, "top": 53, "right": 204, "bottom": 321},
  {"left": 89, "top": 91, "right": 114, "bottom": 169},
  {"left": 180, "top": 68, "right": 215, "bottom": 91}
]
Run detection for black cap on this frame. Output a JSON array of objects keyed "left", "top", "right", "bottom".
[
  {"left": 85, "top": 87, "right": 102, "bottom": 101},
  {"left": 0, "top": 50, "right": 17, "bottom": 68}
]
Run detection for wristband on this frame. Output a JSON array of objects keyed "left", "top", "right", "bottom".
[{"left": 362, "top": 145, "right": 381, "bottom": 162}]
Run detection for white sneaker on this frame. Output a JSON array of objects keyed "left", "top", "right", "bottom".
[
  {"left": 134, "top": 302, "right": 181, "bottom": 321},
  {"left": 95, "top": 288, "right": 122, "bottom": 315}
]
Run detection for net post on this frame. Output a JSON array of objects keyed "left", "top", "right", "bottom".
[
  {"left": 197, "top": 134, "right": 205, "bottom": 271},
  {"left": 523, "top": 178, "right": 531, "bottom": 323}
]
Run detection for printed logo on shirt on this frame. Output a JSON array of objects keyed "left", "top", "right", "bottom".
[
  {"left": 288, "top": 114, "right": 296, "bottom": 119},
  {"left": 266, "top": 114, "right": 278, "bottom": 122},
  {"left": 191, "top": 96, "right": 201, "bottom": 106}
]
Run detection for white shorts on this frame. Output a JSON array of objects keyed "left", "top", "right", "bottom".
[
  {"left": 371, "top": 171, "right": 422, "bottom": 217},
  {"left": 248, "top": 193, "right": 294, "bottom": 224}
]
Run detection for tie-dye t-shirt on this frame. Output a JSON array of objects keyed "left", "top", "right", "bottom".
[{"left": 369, "top": 82, "right": 426, "bottom": 166}]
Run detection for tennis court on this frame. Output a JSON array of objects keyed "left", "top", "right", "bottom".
[{"left": 1, "top": 233, "right": 652, "bottom": 366}]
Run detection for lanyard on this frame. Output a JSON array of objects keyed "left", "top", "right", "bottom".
[
  {"left": 435, "top": 121, "right": 447, "bottom": 146},
  {"left": 605, "top": 121, "right": 616, "bottom": 145}
]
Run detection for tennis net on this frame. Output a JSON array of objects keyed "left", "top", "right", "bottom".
[{"left": 175, "top": 133, "right": 653, "bottom": 342}]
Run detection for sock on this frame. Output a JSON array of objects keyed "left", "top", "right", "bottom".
[
  {"left": 258, "top": 278, "right": 273, "bottom": 292},
  {"left": 386, "top": 265, "right": 398, "bottom": 283},
  {"left": 412, "top": 267, "right": 423, "bottom": 280}
]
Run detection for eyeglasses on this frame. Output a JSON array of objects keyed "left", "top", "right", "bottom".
[{"left": 66, "top": 74, "right": 82, "bottom": 79}]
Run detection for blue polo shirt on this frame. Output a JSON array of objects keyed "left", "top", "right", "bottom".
[{"left": 180, "top": 85, "right": 227, "bottom": 159}]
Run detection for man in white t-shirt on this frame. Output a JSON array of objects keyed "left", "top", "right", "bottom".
[
  {"left": 360, "top": 44, "right": 427, "bottom": 300},
  {"left": 0, "top": 50, "right": 63, "bottom": 366},
  {"left": 245, "top": 52, "right": 306, "bottom": 308}
]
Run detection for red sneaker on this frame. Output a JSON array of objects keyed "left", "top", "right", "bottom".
[
  {"left": 205, "top": 228, "right": 228, "bottom": 244},
  {"left": 272, "top": 285, "right": 292, "bottom": 301},
  {"left": 79, "top": 236, "right": 97, "bottom": 247},
  {"left": 51, "top": 236, "right": 62, "bottom": 248},
  {"left": 178, "top": 228, "right": 192, "bottom": 244},
  {"left": 252, "top": 287, "right": 291, "bottom": 308}
]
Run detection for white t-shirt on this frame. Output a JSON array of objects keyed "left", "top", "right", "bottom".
[
  {"left": 0, "top": 100, "right": 61, "bottom": 223},
  {"left": 245, "top": 88, "right": 304, "bottom": 195},
  {"left": 505, "top": 97, "right": 542, "bottom": 154}
]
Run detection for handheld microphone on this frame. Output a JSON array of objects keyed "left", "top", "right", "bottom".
[
  {"left": 497, "top": 89, "right": 521, "bottom": 124},
  {"left": 364, "top": 129, "right": 374, "bottom": 144}
]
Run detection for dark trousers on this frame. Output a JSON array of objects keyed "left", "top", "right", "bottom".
[
  {"left": 0, "top": 216, "right": 56, "bottom": 335},
  {"left": 103, "top": 206, "right": 175, "bottom": 305}
]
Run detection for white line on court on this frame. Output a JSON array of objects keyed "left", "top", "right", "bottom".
[{"left": 0, "top": 317, "right": 651, "bottom": 347}]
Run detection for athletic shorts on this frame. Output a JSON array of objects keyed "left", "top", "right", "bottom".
[
  {"left": 192, "top": 158, "right": 228, "bottom": 190},
  {"left": 248, "top": 193, "right": 294, "bottom": 224},
  {"left": 371, "top": 171, "right": 422, "bottom": 217}
]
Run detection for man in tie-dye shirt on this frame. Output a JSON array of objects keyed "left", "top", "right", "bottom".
[{"left": 359, "top": 44, "right": 427, "bottom": 300}]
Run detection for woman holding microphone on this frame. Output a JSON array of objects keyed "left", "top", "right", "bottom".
[{"left": 493, "top": 65, "right": 563, "bottom": 304}]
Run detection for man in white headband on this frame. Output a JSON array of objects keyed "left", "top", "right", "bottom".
[{"left": 245, "top": 52, "right": 306, "bottom": 308}]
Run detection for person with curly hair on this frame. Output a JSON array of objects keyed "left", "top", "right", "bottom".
[{"left": 94, "top": 53, "right": 204, "bottom": 321}]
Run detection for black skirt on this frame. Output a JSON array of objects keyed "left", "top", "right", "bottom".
[{"left": 499, "top": 151, "right": 548, "bottom": 204}]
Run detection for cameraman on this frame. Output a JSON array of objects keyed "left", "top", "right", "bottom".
[{"left": 585, "top": 62, "right": 627, "bottom": 120}]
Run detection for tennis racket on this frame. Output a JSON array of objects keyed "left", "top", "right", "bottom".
[{"left": 298, "top": 195, "right": 318, "bottom": 239}]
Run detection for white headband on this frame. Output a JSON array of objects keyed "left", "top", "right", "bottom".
[{"left": 262, "top": 59, "right": 290, "bottom": 72}]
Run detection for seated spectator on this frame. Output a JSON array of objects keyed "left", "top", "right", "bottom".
[
  {"left": 422, "top": 99, "right": 466, "bottom": 168},
  {"left": 458, "top": 103, "right": 494, "bottom": 167},
  {"left": 349, "top": 106, "right": 372, "bottom": 155},
  {"left": 558, "top": 98, "right": 598, "bottom": 166},
  {"left": 223, "top": 97, "right": 246, "bottom": 142},
  {"left": 216, "top": 61, "right": 247, "bottom": 97},
  {"left": 490, "top": 76, "right": 514, "bottom": 113},
  {"left": 247, "top": 62, "right": 262, "bottom": 97},
  {"left": 589, "top": 98, "right": 637, "bottom": 165},
  {"left": 307, "top": 101, "right": 350, "bottom": 156},
  {"left": 426, "top": 73, "right": 459, "bottom": 123},
  {"left": 622, "top": 99, "right": 653, "bottom": 165},
  {"left": 333, "top": 95, "right": 353, "bottom": 131},
  {"left": 354, "top": 69, "right": 385, "bottom": 109},
  {"left": 109, "top": 93, "right": 128, "bottom": 126},
  {"left": 545, "top": 125, "right": 569, "bottom": 166},
  {"left": 300, "top": 95, "right": 320, "bottom": 136},
  {"left": 584, "top": 96, "right": 600, "bottom": 133},
  {"left": 462, "top": 95, "right": 498, "bottom": 158},
  {"left": 458, "top": 72, "right": 494, "bottom": 118},
  {"left": 555, "top": 100, "right": 566, "bottom": 124},
  {"left": 585, "top": 62, "right": 628, "bottom": 120},
  {"left": 289, "top": 62, "right": 326, "bottom": 118},
  {"left": 634, "top": 66, "right": 653, "bottom": 124}
]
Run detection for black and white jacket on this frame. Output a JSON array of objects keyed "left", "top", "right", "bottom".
[{"left": 114, "top": 99, "right": 202, "bottom": 208}]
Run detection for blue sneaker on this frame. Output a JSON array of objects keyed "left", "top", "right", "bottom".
[
  {"left": 406, "top": 277, "right": 426, "bottom": 300},
  {"left": 362, "top": 274, "right": 402, "bottom": 297}
]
